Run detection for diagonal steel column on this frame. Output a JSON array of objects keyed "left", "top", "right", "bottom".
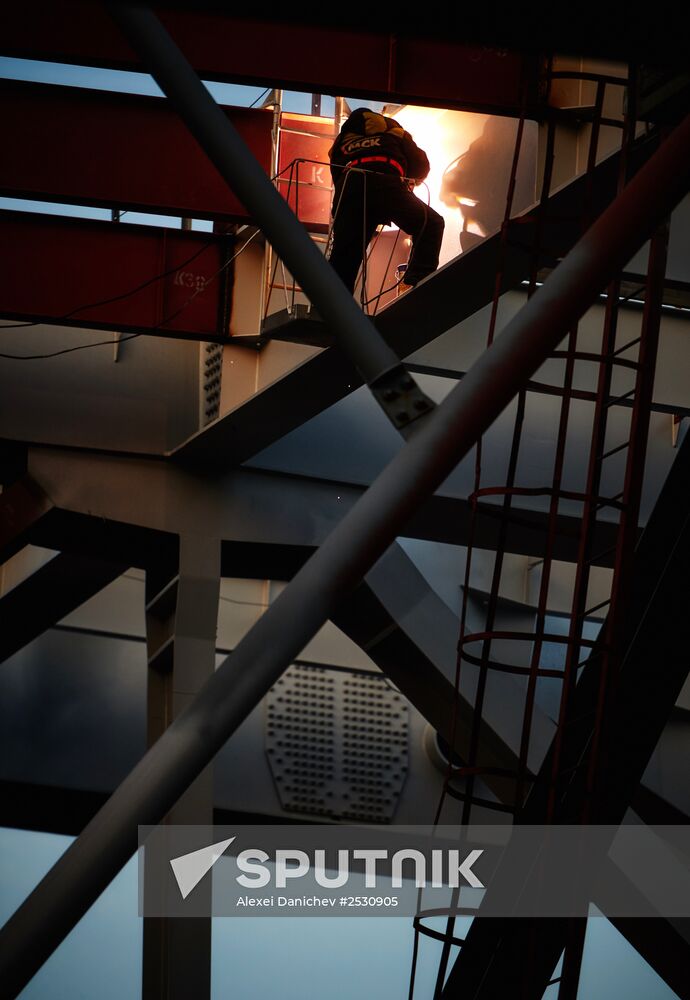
[
  {"left": 0, "top": 553, "right": 126, "bottom": 664},
  {"left": 108, "top": 3, "right": 434, "bottom": 433},
  {"left": 0, "top": 476, "right": 53, "bottom": 565},
  {"left": 599, "top": 862, "right": 690, "bottom": 1000},
  {"left": 1, "top": 103, "right": 689, "bottom": 998}
]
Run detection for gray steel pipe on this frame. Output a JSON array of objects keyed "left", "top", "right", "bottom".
[
  {"left": 1, "top": 86, "right": 689, "bottom": 1000},
  {"left": 109, "top": 3, "right": 401, "bottom": 385}
]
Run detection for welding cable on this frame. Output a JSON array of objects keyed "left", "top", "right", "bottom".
[
  {"left": 324, "top": 161, "right": 376, "bottom": 310},
  {"left": 364, "top": 228, "right": 402, "bottom": 314},
  {"left": 326, "top": 163, "right": 350, "bottom": 254},
  {"left": 324, "top": 162, "right": 353, "bottom": 265},
  {"left": 264, "top": 159, "right": 297, "bottom": 319},
  {"left": 265, "top": 154, "right": 339, "bottom": 318},
  {"left": 360, "top": 168, "right": 370, "bottom": 310},
  {"left": 156, "top": 228, "right": 260, "bottom": 328},
  {"left": 0, "top": 334, "right": 141, "bottom": 361},
  {"left": 356, "top": 227, "right": 384, "bottom": 314},
  {"left": 361, "top": 179, "right": 433, "bottom": 307}
]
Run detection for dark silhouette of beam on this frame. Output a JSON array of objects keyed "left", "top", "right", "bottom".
[
  {"left": 0, "top": 553, "right": 126, "bottom": 664},
  {"left": 0, "top": 476, "right": 53, "bottom": 565}
]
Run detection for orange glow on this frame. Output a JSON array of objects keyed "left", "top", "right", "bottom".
[{"left": 387, "top": 104, "right": 488, "bottom": 265}]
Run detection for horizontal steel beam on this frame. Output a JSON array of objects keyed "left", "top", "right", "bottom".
[
  {"left": 0, "top": 210, "right": 231, "bottom": 339},
  {"left": 124, "top": 7, "right": 690, "bottom": 68},
  {"left": 25, "top": 451, "right": 623, "bottom": 567},
  {"left": 1, "top": 79, "right": 271, "bottom": 220},
  {"left": 0, "top": 778, "right": 319, "bottom": 837},
  {"left": 1, "top": 3, "right": 538, "bottom": 116}
]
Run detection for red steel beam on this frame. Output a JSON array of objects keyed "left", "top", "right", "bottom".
[
  {"left": 0, "top": 79, "right": 272, "bottom": 220},
  {"left": 1, "top": 2, "right": 538, "bottom": 116},
  {"left": 0, "top": 210, "right": 231, "bottom": 341}
]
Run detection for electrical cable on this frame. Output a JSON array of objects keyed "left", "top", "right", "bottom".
[
  {"left": 249, "top": 87, "right": 271, "bottom": 109},
  {"left": 364, "top": 228, "right": 401, "bottom": 314},
  {"left": 0, "top": 240, "right": 215, "bottom": 331},
  {"left": 156, "top": 227, "right": 260, "bottom": 328},
  {"left": 361, "top": 178, "right": 432, "bottom": 308},
  {"left": 0, "top": 333, "right": 141, "bottom": 361},
  {"left": 121, "top": 572, "right": 271, "bottom": 610},
  {"left": 0, "top": 229, "right": 260, "bottom": 359}
]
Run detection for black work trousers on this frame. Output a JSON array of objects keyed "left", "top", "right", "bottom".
[{"left": 328, "top": 168, "right": 445, "bottom": 295}]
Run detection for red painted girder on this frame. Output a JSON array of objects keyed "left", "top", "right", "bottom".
[
  {"left": 0, "top": 210, "right": 231, "bottom": 341},
  {"left": 0, "top": 80, "right": 272, "bottom": 220},
  {"left": 1, "top": 2, "right": 539, "bottom": 116}
]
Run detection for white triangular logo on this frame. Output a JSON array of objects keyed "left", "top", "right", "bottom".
[{"left": 170, "top": 837, "right": 235, "bottom": 899}]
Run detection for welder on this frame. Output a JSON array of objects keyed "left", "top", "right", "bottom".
[{"left": 327, "top": 108, "right": 444, "bottom": 297}]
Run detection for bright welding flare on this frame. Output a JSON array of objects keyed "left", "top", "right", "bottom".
[{"left": 389, "top": 104, "right": 488, "bottom": 265}]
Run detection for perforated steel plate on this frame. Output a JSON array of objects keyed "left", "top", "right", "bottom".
[{"left": 265, "top": 664, "right": 409, "bottom": 822}]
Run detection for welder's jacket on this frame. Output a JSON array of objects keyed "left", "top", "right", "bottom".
[{"left": 329, "top": 109, "right": 431, "bottom": 185}]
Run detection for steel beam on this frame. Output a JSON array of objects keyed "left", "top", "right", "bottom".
[
  {"left": 1, "top": 4, "right": 537, "bottom": 116},
  {"left": 142, "top": 535, "right": 220, "bottom": 1000},
  {"left": 0, "top": 210, "right": 232, "bottom": 340},
  {"left": 0, "top": 778, "right": 318, "bottom": 838},
  {"left": 631, "top": 780, "right": 690, "bottom": 826},
  {"left": 0, "top": 476, "right": 53, "bottom": 565},
  {"left": 28, "top": 508, "right": 179, "bottom": 574},
  {"left": 25, "top": 451, "right": 623, "bottom": 568},
  {"left": 603, "top": 863, "right": 690, "bottom": 1000},
  {"left": 1, "top": 103, "right": 688, "bottom": 998},
  {"left": 332, "top": 543, "right": 555, "bottom": 787},
  {"left": 0, "top": 79, "right": 271, "bottom": 220},
  {"left": 0, "top": 552, "right": 126, "bottom": 664}
]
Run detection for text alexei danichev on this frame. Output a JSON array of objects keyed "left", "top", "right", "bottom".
[{"left": 237, "top": 895, "right": 337, "bottom": 908}]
